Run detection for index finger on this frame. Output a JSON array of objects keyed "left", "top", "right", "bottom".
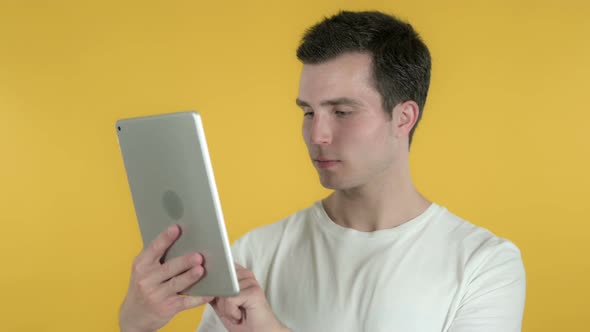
[
  {"left": 141, "top": 224, "right": 181, "bottom": 264},
  {"left": 233, "top": 263, "right": 255, "bottom": 280}
]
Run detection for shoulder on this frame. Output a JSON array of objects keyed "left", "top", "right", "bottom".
[
  {"left": 434, "top": 206, "right": 521, "bottom": 253},
  {"left": 431, "top": 208, "right": 527, "bottom": 330},
  {"left": 433, "top": 206, "right": 525, "bottom": 283}
]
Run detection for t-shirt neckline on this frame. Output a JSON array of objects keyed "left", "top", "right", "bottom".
[{"left": 312, "top": 200, "right": 441, "bottom": 240}]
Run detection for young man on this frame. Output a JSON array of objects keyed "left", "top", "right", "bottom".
[{"left": 119, "top": 11, "right": 526, "bottom": 332}]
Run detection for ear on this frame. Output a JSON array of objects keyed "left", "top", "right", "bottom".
[{"left": 392, "top": 100, "right": 420, "bottom": 138}]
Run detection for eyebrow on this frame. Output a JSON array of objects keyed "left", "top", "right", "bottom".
[{"left": 295, "top": 97, "right": 364, "bottom": 109}]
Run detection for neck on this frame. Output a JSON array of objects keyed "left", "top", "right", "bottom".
[{"left": 322, "top": 161, "right": 431, "bottom": 232}]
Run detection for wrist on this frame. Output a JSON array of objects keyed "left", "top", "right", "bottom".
[
  {"left": 120, "top": 328, "right": 154, "bottom": 332},
  {"left": 119, "top": 322, "right": 155, "bottom": 332},
  {"left": 119, "top": 312, "right": 155, "bottom": 332}
]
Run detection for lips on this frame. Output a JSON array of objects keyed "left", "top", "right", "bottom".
[{"left": 313, "top": 158, "right": 340, "bottom": 169}]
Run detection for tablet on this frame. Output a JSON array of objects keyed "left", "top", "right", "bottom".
[{"left": 116, "top": 111, "right": 239, "bottom": 297}]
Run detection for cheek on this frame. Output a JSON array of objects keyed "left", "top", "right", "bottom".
[
  {"left": 344, "top": 119, "right": 389, "bottom": 143},
  {"left": 301, "top": 121, "right": 310, "bottom": 143},
  {"left": 344, "top": 121, "right": 394, "bottom": 158}
]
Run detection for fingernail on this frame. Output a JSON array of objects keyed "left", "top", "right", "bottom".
[
  {"left": 193, "top": 266, "right": 203, "bottom": 276},
  {"left": 194, "top": 253, "right": 203, "bottom": 264},
  {"left": 168, "top": 225, "right": 176, "bottom": 236}
]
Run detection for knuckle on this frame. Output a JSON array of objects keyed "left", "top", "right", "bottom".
[
  {"left": 149, "top": 241, "right": 161, "bottom": 255},
  {"left": 136, "top": 278, "right": 150, "bottom": 293},
  {"left": 131, "top": 258, "right": 144, "bottom": 274},
  {"left": 168, "top": 276, "right": 178, "bottom": 290},
  {"left": 161, "top": 262, "right": 172, "bottom": 275},
  {"left": 131, "top": 262, "right": 141, "bottom": 275}
]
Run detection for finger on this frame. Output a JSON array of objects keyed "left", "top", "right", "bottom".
[
  {"left": 235, "top": 265, "right": 255, "bottom": 281},
  {"left": 219, "top": 315, "right": 241, "bottom": 328},
  {"left": 213, "top": 277, "right": 259, "bottom": 322},
  {"left": 158, "top": 265, "right": 206, "bottom": 297},
  {"left": 238, "top": 276, "right": 259, "bottom": 291},
  {"left": 142, "top": 224, "right": 181, "bottom": 264},
  {"left": 145, "top": 252, "right": 203, "bottom": 286},
  {"left": 211, "top": 297, "right": 241, "bottom": 323},
  {"left": 213, "top": 297, "right": 243, "bottom": 323}
]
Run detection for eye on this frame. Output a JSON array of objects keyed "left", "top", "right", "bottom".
[
  {"left": 303, "top": 109, "right": 314, "bottom": 118},
  {"left": 334, "top": 110, "right": 351, "bottom": 117}
]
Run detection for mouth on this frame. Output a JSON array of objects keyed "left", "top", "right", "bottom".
[{"left": 313, "top": 158, "right": 341, "bottom": 169}]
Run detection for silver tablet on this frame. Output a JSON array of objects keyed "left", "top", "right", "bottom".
[{"left": 116, "top": 111, "right": 239, "bottom": 297}]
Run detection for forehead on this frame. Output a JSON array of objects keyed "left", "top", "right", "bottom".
[{"left": 298, "top": 52, "right": 378, "bottom": 104}]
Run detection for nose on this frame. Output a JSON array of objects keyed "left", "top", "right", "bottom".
[{"left": 309, "top": 113, "right": 332, "bottom": 145}]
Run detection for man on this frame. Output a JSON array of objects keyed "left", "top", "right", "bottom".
[{"left": 119, "top": 11, "right": 526, "bottom": 332}]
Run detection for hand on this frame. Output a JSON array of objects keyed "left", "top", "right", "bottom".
[
  {"left": 211, "top": 264, "right": 290, "bottom": 332},
  {"left": 119, "top": 224, "right": 213, "bottom": 332}
]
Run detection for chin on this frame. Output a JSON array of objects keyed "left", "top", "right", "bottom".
[{"left": 318, "top": 175, "right": 355, "bottom": 191}]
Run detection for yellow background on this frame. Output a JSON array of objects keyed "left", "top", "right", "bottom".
[{"left": 1, "top": 0, "right": 588, "bottom": 331}]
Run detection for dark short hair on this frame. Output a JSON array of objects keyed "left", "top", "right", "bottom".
[{"left": 296, "top": 11, "right": 431, "bottom": 145}]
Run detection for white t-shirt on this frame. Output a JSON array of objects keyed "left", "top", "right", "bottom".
[{"left": 197, "top": 201, "right": 526, "bottom": 332}]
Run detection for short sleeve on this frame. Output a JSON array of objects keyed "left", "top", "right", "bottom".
[{"left": 448, "top": 241, "right": 526, "bottom": 332}]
